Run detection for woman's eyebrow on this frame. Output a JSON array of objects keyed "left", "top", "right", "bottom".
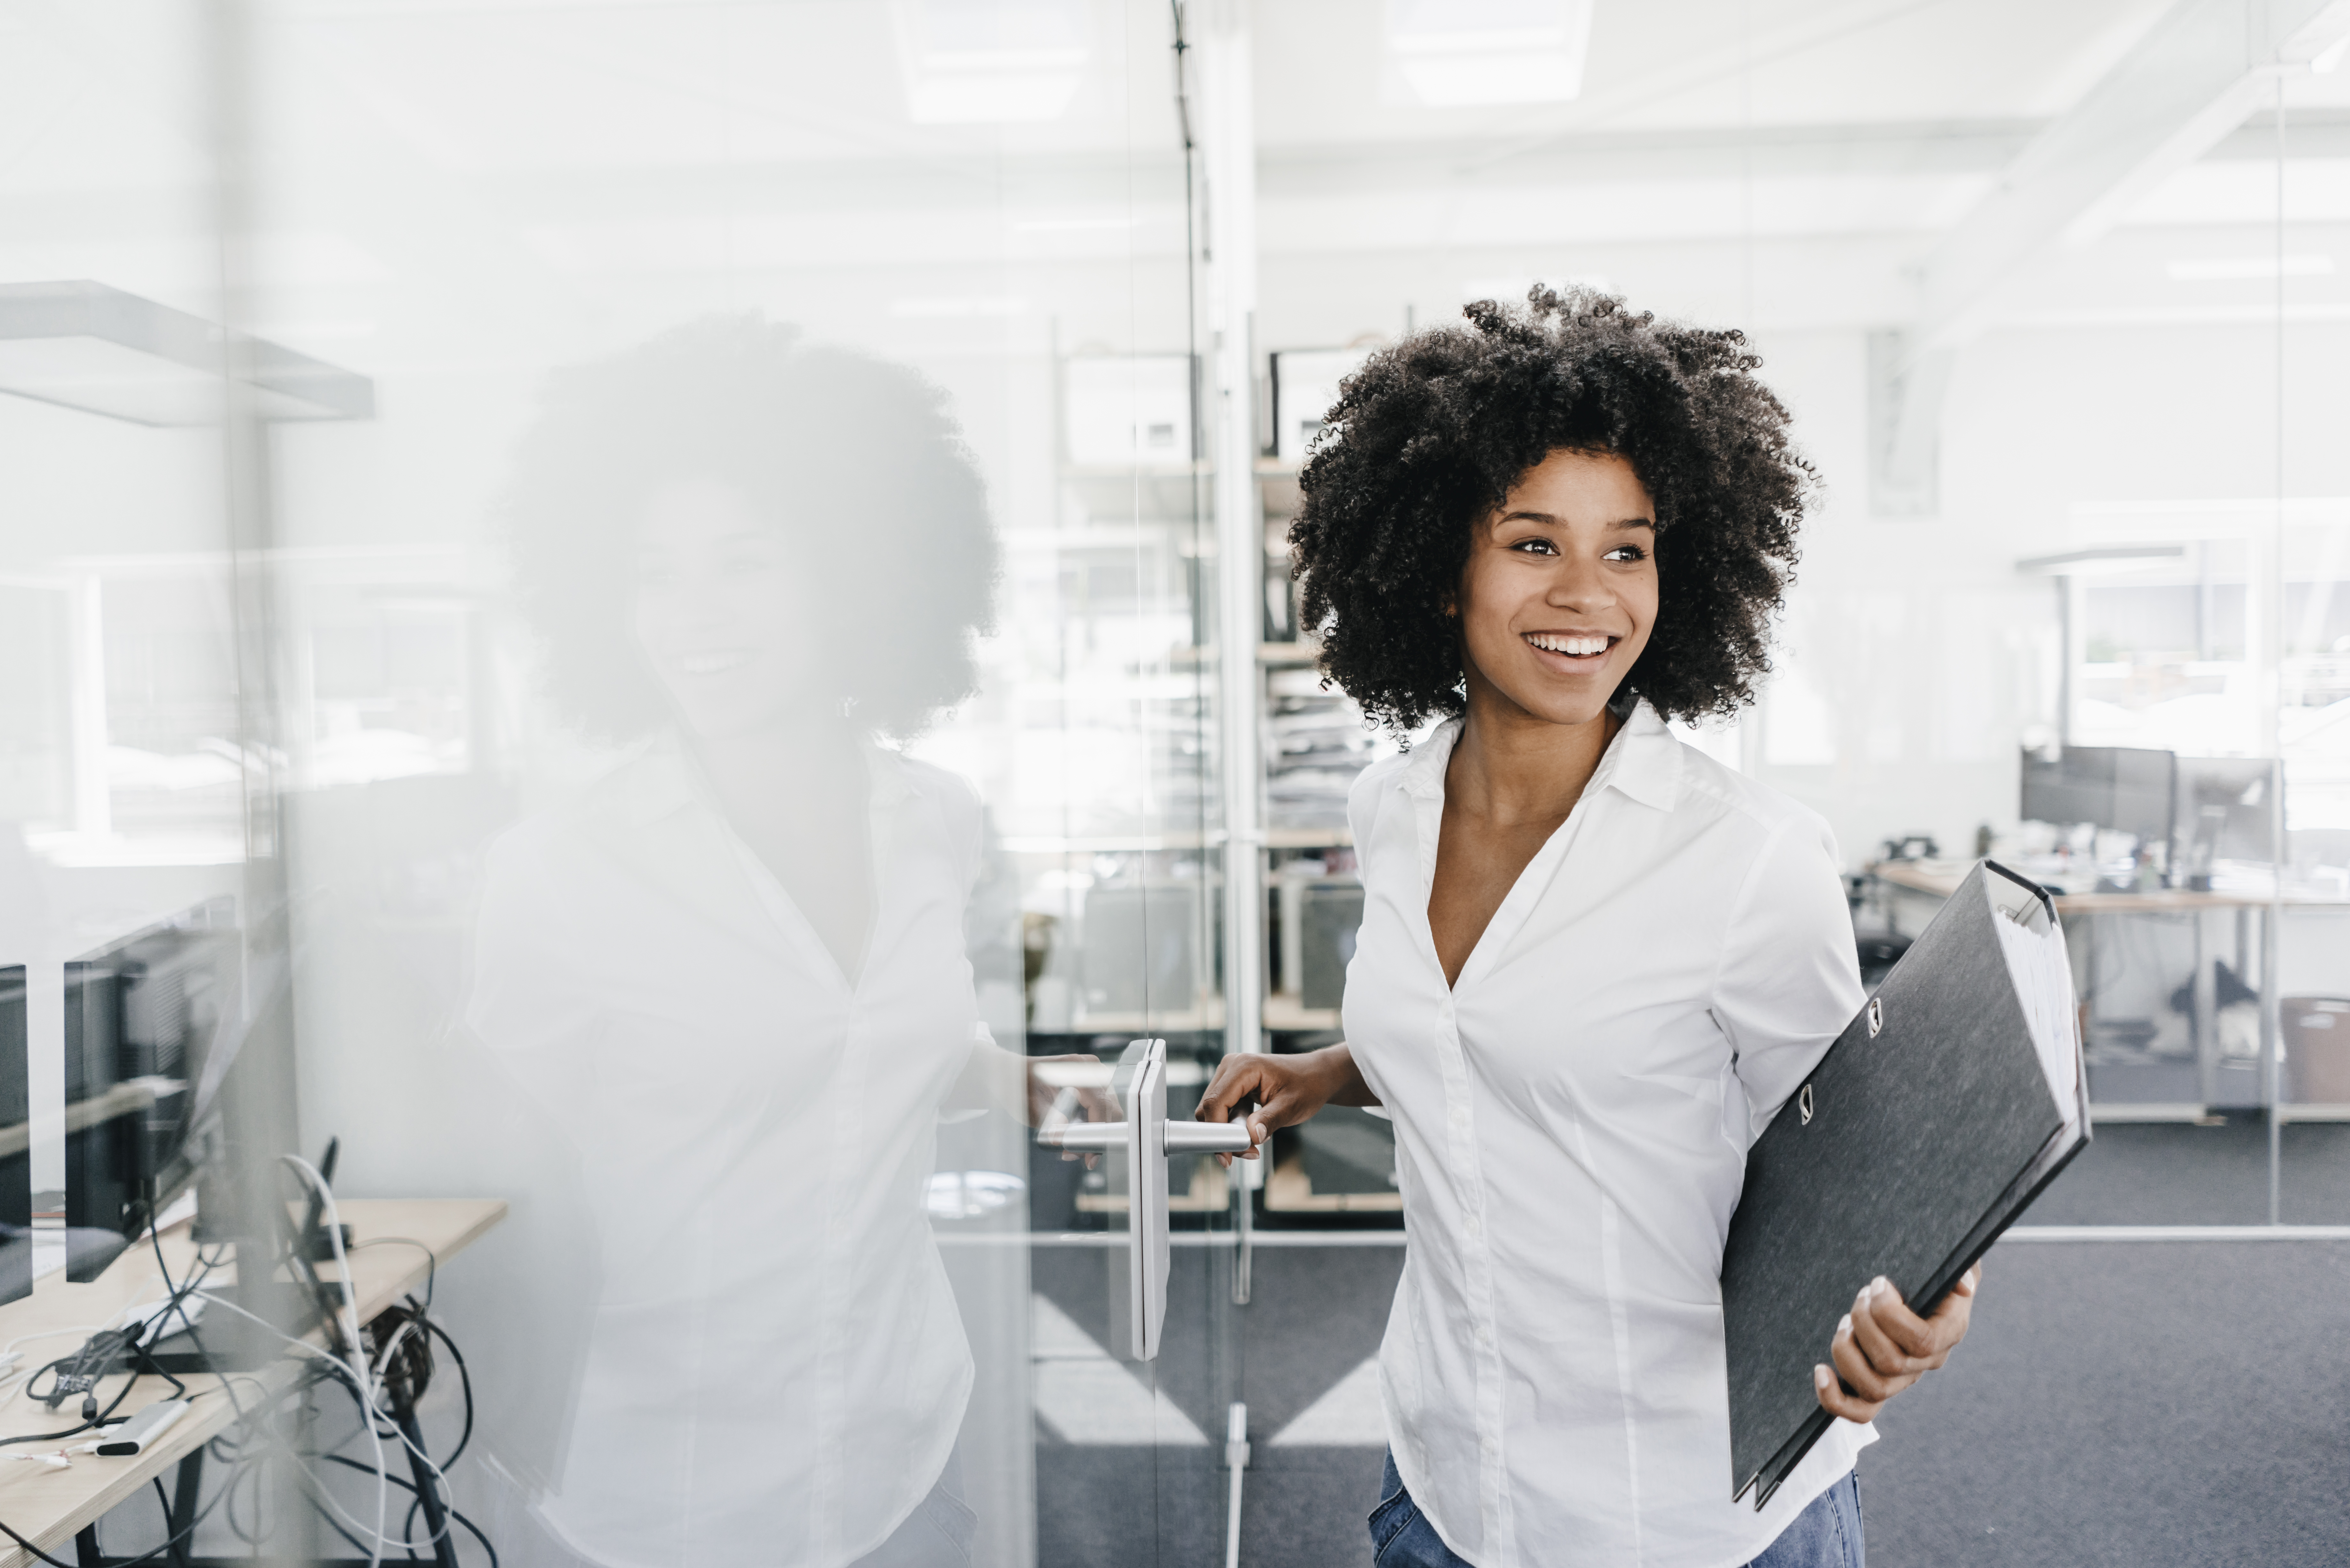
[{"left": 1493, "top": 510, "right": 1656, "bottom": 529}]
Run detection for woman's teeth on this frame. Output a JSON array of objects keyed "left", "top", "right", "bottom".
[
  {"left": 1524, "top": 632, "right": 1610, "bottom": 658},
  {"left": 679, "top": 650, "right": 753, "bottom": 675}
]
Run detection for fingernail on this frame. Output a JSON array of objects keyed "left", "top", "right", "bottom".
[
  {"left": 1813, "top": 1365, "right": 1831, "bottom": 1388},
  {"left": 1838, "top": 1313, "right": 1852, "bottom": 1336}
]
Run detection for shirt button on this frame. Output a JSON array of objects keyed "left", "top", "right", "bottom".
[{"left": 1475, "top": 1322, "right": 1493, "bottom": 1347}]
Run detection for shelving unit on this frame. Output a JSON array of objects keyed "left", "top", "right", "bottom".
[
  {"left": 1251, "top": 462, "right": 1396, "bottom": 1215},
  {"left": 1018, "top": 369, "right": 1395, "bottom": 1221}
]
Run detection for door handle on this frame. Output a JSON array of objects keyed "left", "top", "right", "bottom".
[{"left": 1035, "top": 1038, "right": 1250, "bottom": 1361}]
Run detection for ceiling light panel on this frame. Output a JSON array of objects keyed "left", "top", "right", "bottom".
[
  {"left": 2166, "top": 254, "right": 2336, "bottom": 281},
  {"left": 893, "top": 0, "right": 1090, "bottom": 125},
  {"left": 1383, "top": 0, "right": 1595, "bottom": 108}
]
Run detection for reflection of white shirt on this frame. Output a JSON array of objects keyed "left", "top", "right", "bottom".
[
  {"left": 466, "top": 739, "right": 980, "bottom": 1567},
  {"left": 1345, "top": 706, "right": 1873, "bottom": 1568}
]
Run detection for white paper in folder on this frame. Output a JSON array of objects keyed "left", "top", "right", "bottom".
[{"left": 1986, "top": 874, "right": 2082, "bottom": 1141}]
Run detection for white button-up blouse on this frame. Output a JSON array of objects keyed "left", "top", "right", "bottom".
[
  {"left": 465, "top": 739, "right": 979, "bottom": 1566},
  {"left": 1345, "top": 704, "right": 1874, "bottom": 1568}
]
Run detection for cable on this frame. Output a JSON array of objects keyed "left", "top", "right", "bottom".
[
  {"left": 277, "top": 1154, "right": 386, "bottom": 1568},
  {"left": 318, "top": 1456, "right": 501, "bottom": 1568},
  {"left": 414, "top": 1316, "right": 475, "bottom": 1471},
  {"left": 0, "top": 1414, "right": 268, "bottom": 1568},
  {"left": 0, "top": 1168, "right": 489, "bottom": 1568}
]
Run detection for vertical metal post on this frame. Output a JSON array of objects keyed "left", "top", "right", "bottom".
[
  {"left": 1224, "top": 1401, "right": 1251, "bottom": 1568},
  {"left": 1192, "top": 0, "right": 1262, "bottom": 1306},
  {"left": 2055, "top": 575, "right": 2081, "bottom": 750},
  {"left": 2266, "top": 71, "right": 2286, "bottom": 1226},
  {"left": 2263, "top": 896, "right": 2282, "bottom": 1223},
  {"left": 65, "top": 573, "right": 110, "bottom": 842}
]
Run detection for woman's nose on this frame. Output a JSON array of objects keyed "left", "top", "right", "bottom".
[{"left": 1544, "top": 556, "right": 1612, "bottom": 610}]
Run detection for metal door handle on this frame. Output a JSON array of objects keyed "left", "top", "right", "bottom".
[{"left": 1035, "top": 1038, "right": 1250, "bottom": 1360}]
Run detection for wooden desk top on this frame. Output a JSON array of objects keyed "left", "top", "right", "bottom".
[
  {"left": 0, "top": 1197, "right": 505, "bottom": 1567},
  {"left": 1867, "top": 859, "right": 2350, "bottom": 913}
]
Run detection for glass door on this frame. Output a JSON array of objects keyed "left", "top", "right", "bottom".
[{"left": 231, "top": 0, "right": 1247, "bottom": 1563}]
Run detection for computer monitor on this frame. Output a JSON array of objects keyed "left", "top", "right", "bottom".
[
  {"left": 0, "top": 968, "right": 29, "bottom": 1305},
  {"left": 62, "top": 899, "right": 235, "bottom": 1282},
  {"left": 2174, "top": 757, "right": 2279, "bottom": 866},
  {"left": 2019, "top": 745, "right": 2176, "bottom": 850}
]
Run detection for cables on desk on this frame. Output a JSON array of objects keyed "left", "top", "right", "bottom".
[{"left": 0, "top": 1166, "right": 493, "bottom": 1566}]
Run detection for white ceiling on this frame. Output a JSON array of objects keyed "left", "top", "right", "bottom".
[{"left": 0, "top": 0, "right": 2342, "bottom": 356}]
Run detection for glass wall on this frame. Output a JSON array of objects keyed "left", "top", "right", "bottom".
[
  {"left": 4, "top": 3, "right": 2348, "bottom": 1564},
  {"left": 1240, "top": 1, "right": 2350, "bottom": 1231},
  {"left": 1, "top": 0, "right": 1241, "bottom": 1563}
]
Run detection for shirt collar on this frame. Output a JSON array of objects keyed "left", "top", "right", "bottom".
[
  {"left": 1394, "top": 700, "right": 1682, "bottom": 812},
  {"left": 618, "top": 728, "right": 916, "bottom": 825}
]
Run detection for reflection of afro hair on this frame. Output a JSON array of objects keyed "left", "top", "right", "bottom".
[
  {"left": 503, "top": 316, "right": 997, "bottom": 741},
  {"left": 1290, "top": 287, "right": 1810, "bottom": 733}
]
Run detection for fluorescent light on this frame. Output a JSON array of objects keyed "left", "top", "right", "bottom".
[
  {"left": 892, "top": 0, "right": 1088, "bottom": 125},
  {"left": 2015, "top": 547, "right": 2186, "bottom": 576},
  {"left": 1012, "top": 216, "right": 1141, "bottom": 234},
  {"left": 2166, "top": 254, "right": 2335, "bottom": 281},
  {"left": 0, "top": 281, "right": 373, "bottom": 427},
  {"left": 889, "top": 295, "right": 1029, "bottom": 319},
  {"left": 1385, "top": 0, "right": 1594, "bottom": 107}
]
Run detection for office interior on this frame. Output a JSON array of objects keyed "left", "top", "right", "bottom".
[{"left": 0, "top": 1, "right": 2345, "bottom": 1564}]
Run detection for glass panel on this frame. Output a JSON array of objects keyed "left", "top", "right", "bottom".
[
  {"left": 239, "top": 0, "right": 1231, "bottom": 1552},
  {"left": 5, "top": 3, "right": 1236, "bottom": 1564},
  {"left": 0, "top": 4, "right": 320, "bottom": 1559},
  {"left": 2277, "top": 101, "right": 2350, "bottom": 1223}
]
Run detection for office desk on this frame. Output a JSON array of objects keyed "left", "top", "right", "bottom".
[
  {"left": 0, "top": 1197, "right": 505, "bottom": 1568},
  {"left": 1867, "top": 858, "right": 2347, "bottom": 914},
  {"left": 1866, "top": 860, "right": 2350, "bottom": 1118}
]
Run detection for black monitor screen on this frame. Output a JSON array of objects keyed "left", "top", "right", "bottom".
[
  {"left": 2020, "top": 745, "right": 2175, "bottom": 847},
  {"left": 62, "top": 900, "right": 234, "bottom": 1281},
  {"left": 2107, "top": 748, "right": 2176, "bottom": 845}
]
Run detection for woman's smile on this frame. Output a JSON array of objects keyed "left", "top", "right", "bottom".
[{"left": 1520, "top": 629, "right": 1618, "bottom": 666}]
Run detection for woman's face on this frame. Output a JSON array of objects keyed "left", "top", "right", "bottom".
[
  {"left": 1453, "top": 448, "right": 1659, "bottom": 728},
  {"left": 630, "top": 476, "right": 828, "bottom": 739}
]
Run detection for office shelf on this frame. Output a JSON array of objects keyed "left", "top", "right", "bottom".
[
  {"left": 1264, "top": 1152, "right": 1400, "bottom": 1213},
  {"left": 1263, "top": 992, "right": 1339, "bottom": 1032}
]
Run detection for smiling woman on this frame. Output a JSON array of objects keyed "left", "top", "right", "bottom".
[
  {"left": 1289, "top": 285, "right": 1808, "bottom": 733},
  {"left": 1199, "top": 287, "right": 1978, "bottom": 1568}
]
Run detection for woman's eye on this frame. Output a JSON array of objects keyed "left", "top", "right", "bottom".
[
  {"left": 1510, "top": 538, "right": 1558, "bottom": 555},
  {"left": 1604, "top": 544, "right": 1649, "bottom": 563}
]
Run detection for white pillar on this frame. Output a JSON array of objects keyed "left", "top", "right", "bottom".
[{"left": 1189, "top": 0, "right": 1266, "bottom": 1297}]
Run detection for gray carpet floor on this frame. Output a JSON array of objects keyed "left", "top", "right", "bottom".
[{"left": 1034, "top": 1124, "right": 2350, "bottom": 1565}]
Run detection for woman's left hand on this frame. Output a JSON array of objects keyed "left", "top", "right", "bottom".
[{"left": 1813, "top": 1264, "right": 1981, "bottom": 1422}]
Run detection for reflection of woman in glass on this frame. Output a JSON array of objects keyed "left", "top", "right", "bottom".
[
  {"left": 468, "top": 319, "right": 1037, "bottom": 1566},
  {"left": 1200, "top": 290, "right": 1978, "bottom": 1567}
]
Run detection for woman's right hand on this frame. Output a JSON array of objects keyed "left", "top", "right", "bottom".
[{"left": 1194, "top": 1044, "right": 1377, "bottom": 1166}]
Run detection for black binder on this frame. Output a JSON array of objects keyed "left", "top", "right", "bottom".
[{"left": 1720, "top": 859, "right": 2089, "bottom": 1507}]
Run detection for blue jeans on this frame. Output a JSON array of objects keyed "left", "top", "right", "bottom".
[{"left": 1367, "top": 1451, "right": 1865, "bottom": 1568}]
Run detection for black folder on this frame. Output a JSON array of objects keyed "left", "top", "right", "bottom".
[{"left": 1720, "top": 859, "right": 2089, "bottom": 1507}]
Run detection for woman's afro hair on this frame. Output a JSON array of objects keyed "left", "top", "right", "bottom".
[
  {"left": 502, "top": 315, "right": 997, "bottom": 743},
  {"left": 1289, "top": 286, "right": 1811, "bottom": 733}
]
